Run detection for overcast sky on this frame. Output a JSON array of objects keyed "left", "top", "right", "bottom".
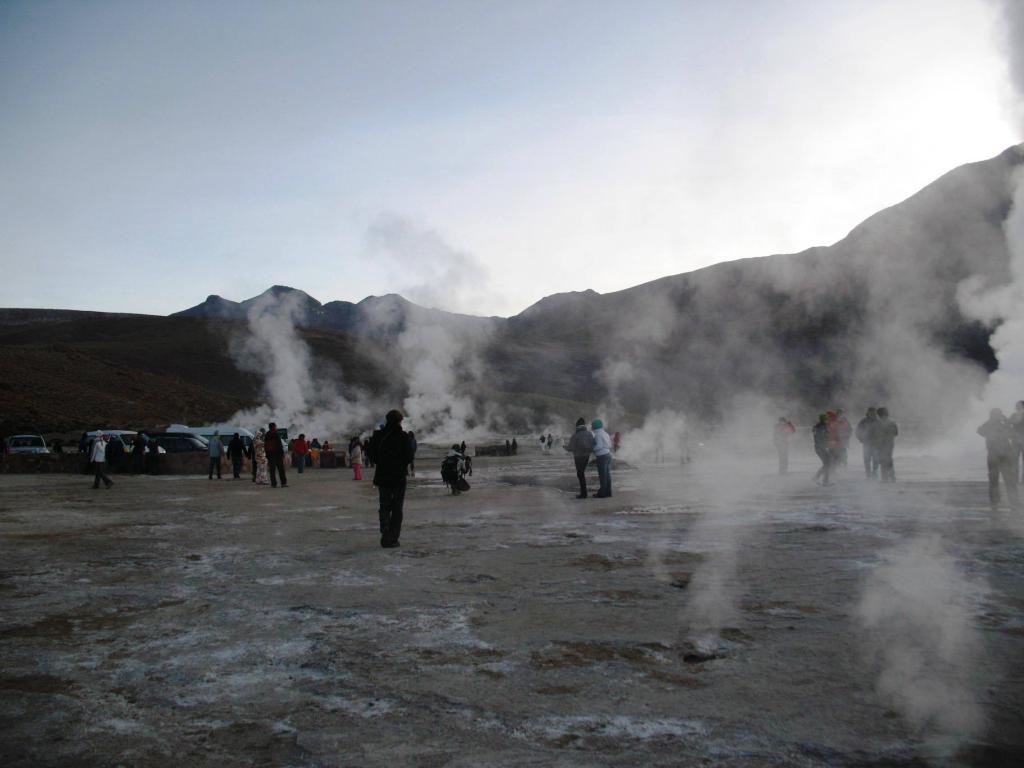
[{"left": 1, "top": 0, "right": 1019, "bottom": 317}]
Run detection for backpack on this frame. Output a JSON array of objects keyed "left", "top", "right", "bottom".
[{"left": 441, "top": 455, "right": 460, "bottom": 485}]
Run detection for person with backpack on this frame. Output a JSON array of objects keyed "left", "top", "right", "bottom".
[
  {"left": 564, "top": 418, "right": 595, "bottom": 498},
  {"left": 978, "top": 408, "right": 1020, "bottom": 512},
  {"left": 369, "top": 410, "right": 413, "bottom": 548},
  {"left": 441, "top": 445, "right": 467, "bottom": 495}
]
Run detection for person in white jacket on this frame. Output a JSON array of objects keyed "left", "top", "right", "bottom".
[
  {"left": 90, "top": 433, "right": 114, "bottom": 489},
  {"left": 592, "top": 419, "right": 613, "bottom": 498}
]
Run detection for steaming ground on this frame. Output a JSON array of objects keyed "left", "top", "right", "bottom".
[{"left": 2, "top": 446, "right": 1023, "bottom": 766}]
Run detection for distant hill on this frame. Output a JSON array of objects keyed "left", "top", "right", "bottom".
[
  {"left": 0, "top": 314, "right": 397, "bottom": 436},
  {"left": 3, "top": 144, "right": 1021, "bottom": 436}
]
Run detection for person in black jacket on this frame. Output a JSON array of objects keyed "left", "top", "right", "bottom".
[
  {"left": 227, "top": 433, "right": 246, "bottom": 479},
  {"left": 563, "top": 417, "right": 596, "bottom": 498},
  {"left": 265, "top": 423, "right": 287, "bottom": 488},
  {"left": 369, "top": 410, "right": 413, "bottom": 548}
]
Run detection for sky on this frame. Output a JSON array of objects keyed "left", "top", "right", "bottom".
[{"left": 0, "top": 0, "right": 1020, "bottom": 318}]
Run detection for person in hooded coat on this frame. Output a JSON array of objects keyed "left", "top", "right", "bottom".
[
  {"left": 563, "top": 417, "right": 596, "bottom": 498},
  {"left": 369, "top": 410, "right": 413, "bottom": 548}
]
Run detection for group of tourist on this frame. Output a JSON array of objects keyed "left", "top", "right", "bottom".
[
  {"left": 977, "top": 401, "right": 1024, "bottom": 512},
  {"left": 563, "top": 417, "right": 614, "bottom": 498},
  {"left": 773, "top": 407, "right": 896, "bottom": 486}
]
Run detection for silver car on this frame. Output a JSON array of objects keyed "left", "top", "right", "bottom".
[{"left": 4, "top": 434, "right": 49, "bottom": 455}]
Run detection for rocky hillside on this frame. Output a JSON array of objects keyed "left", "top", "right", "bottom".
[{"left": 4, "top": 144, "right": 1021, "bottom": 435}]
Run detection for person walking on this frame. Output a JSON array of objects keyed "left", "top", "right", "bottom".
[
  {"left": 292, "top": 433, "right": 309, "bottom": 475},
  {"left": 265, "top": 423, "right": 288, "bottom": 488},
  {"left": 564, "top": 417, "right": 596, "bottom": 498},
  {"left": 369, "top": 409, "right": 413, "bottom": 548},
  {"left": 773, "top": 417, "right": 796, "bottom": 475},
  {"left": 855, "top": 408, "right": 880, "bottom": 479},
  {"left": 978, "top": 408, "right": 1020, "bottom": 512},
  {"left": 227, "top": 433, "right": 246, "bottom": 479},
  {"left": 441, "top": 444, "right": 467, "bottom": 495},
  {"left": 208, "top": 431, "right": 223, "bottom": 479},
  {"left": 875, "top": 407, "right": 898, "bottom": 483},
  {"left": 253, "top": 428, "right": 270, "bottom": 485},
  {"left": 90, "top": 433, "right": 114, "bottom": 489},
  {"left": 351, "top": 440, "right": 363, "bottom": 481},
  {"left": 592, "top": 419, "right": 613, "bottom": 498},
  {"left": 812, "top": 414, "right": 831, "bottom": 486}
]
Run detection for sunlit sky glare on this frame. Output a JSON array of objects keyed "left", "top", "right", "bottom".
[{"left": 0, "top": 0, "right": 1019, "bottom": 317}]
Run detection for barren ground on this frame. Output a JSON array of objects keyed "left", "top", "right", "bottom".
[{"left": 1, "top": 446, "right": 1023, "bottom": 767}]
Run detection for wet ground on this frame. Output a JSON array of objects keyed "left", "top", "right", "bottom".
[{"left": 1, "top": 447, "right": 1023, "bottom": 767}]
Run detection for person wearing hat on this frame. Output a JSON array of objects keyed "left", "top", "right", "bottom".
[
  {"left": 369, "top": 409, "right": 414, "bottom": 548},
  {"left": 564, "top": 417, "right": 596, "bottom": 498},
  {"left": 89, "top": 432, "right": 114, "bottom": 489},
  {"left": 592, "top": 418, "right": 613, "bottom": 498}
]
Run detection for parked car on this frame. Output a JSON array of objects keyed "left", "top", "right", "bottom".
[
  {"left": 85, "top": 430, "right": 167, "bottom": 454},
  {"left": 4, "top": 434, "right": 49, "bottom": 455},
  {"left": 148, "top": 432, "right": 210, "bottom": 453}
]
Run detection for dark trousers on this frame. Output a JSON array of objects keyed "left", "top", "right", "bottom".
[
  {"left": 863, "top": 445, "right": 879, "bottom": 478},
  {"left": 293, "top": 453, "right": 304, "bottom": 473},
  {"left": 378, "top": 484, "right": 406, "bottom": 545},
  {"left": 131, "top": 453, "right": 145, "bottom": 474},
  {"left": 208, "top": 456, "right": 221, "bottom": 478},
  {"left": 268, "top": 454, "right": 287, "bottom": 487},
  {"left": 573, "top": 454, "right": 590, "bottom": 497},
  {"left": 878, "top": 445, "right": 895, "bottom": 483},
  {"left": 92, "top": 461, "right": 112, "bottom": 488},
  {"left": 146, "top": 454, "right": 159, "bottom": 475},
  {"left": 988, "top": 455, "right": 1019, "bottom": 509},
  {"left": 595, "top": 454, "right": 612, "bottom": 497},
  {"left": 232, "top": 456, "right": 243, "bottom": 478}
]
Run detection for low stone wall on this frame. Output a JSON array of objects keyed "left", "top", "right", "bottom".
[{"left": 0, "top": 452, "right": 348, "bottom": 475}]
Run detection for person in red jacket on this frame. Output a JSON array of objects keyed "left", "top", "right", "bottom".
[
  {"left": 292, "top": 433, "right": 310, "bottom": 474},
  {"left": 773, "top": 417, "right": 796, "bottom": 474}
]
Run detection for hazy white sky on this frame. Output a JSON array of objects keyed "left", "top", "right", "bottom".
[{"left": 0, "top": 0, "right": 1019, "bottom": 317}]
